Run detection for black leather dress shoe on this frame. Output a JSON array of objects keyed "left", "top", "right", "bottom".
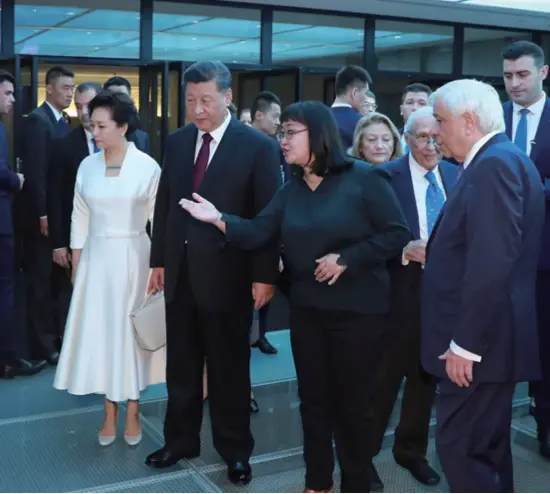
[
  {"left": 538, "top": 426, "right": 550, "bottom": 459},
  {"left": 368, "top": 461, "right": 384, "bottom": 491},
  {"left": 250, "top": 398, "right": 260, "bottom": 413},
  {"left": 252, "top": 336, "right": 278, "bottom": 355},
  {"left": 1, "top": 359, "right": 47, "bottom": 379},
  {"left": 145, "top": 446, "right": 200, "bottom": 468},
  {"left": 396, "top": 458, "right": 441, "bottom": 486},
  {"left": 47, "top": 352, "right": 60, "bottom": 366},
  {"left": 227, "top": 461, "right": 252, "bottom": 485}
]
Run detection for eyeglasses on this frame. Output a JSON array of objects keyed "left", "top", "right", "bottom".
[
  {"left": 277, "top": 128, "right": 307, "bottom": 141},
  {"left": 407, "top": 133, "right": 440, "bottom": 148},
  {"left": 365, "top": 103, "right": 377, "bottom": 111}
]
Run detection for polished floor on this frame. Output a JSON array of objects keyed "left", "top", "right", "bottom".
[{"left": 0, "top": 330, "right": 548, "bottom": 493}]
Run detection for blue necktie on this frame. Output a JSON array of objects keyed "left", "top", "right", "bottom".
[
  {"left": 425, "top": 170, "right": 446, "bottom": 236},
  {"left": 514, "top": 108, "right": 529, "bottom": 153},
  {"left": 58, "top": 117, "right": 69, "bottom": 137}
]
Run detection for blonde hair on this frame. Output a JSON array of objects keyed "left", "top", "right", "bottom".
[{"left": 350, "top": 112, "right": 403, "bottom": 162}]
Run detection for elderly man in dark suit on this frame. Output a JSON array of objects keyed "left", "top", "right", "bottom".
[
  {"left": 368, "top": 106, "right": 457, "bottom": 490},
  {"left": 145, "top": 61, "right": 281, "bottom": 485},
  {"left": 48, "top": 81, "right": 102, "bottom": 275},
  {"left": 19, "top": 65, "right": 74, "bottom": 365},
  {"left": 502, "top": 40, "right": 550, "bottom": 459},
  {"left": 423, "top": 79, "right": 544, "bottom": 492},
  {"left": 0, "top": 70, "right": 46, "bottom": 378}
]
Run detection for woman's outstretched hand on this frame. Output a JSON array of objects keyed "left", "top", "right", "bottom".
[{"left": 179, "top": 193, "right": 221, "bottom": 224}]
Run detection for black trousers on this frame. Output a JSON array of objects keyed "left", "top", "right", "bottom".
[
  {"left": 370, "top": 265, "right": 436, "bottom": 461},
  {"left": 531, "top": 271, "right": 550, "bottom": 427},
  {"left": 436, "top": 379, "right": 515, "bottom": 493},
  {"left": 163, "top": 256, "right": 254, "bottom": 464},
  {"left": 23, "top": 228, "right": 71, "bottom": 358},
  {"left": 290, "top": 305, "right": 385, "bottom": 493},
  {"left": 0, "top": 234, "right": 18, "bottom": 365},
  {"left": 258, "top": 303, "right": 269, "bottom": 338}
]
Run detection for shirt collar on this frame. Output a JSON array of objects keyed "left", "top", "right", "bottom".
[
  {"left": 331, "top": 102, "right": 352, "bottom": 109},
  {"left": 45, "top": 101, "right": 63, "bottom": 122},
  {"left": 197, "top": 111, "right": 231, "bottom": 144},
  {"left": 512, "top": 92, "right": 546, "bottom": 116},
  {"left": 408, "top": 152, "right": 440, "bottom": 179},
  {"left": 463, "top": 131, "right": 500, "bottom": 170},
  {"left": 84, "top": 128, "right": 94, "bottom": 141}
]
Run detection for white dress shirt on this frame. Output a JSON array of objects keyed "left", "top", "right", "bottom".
[
  {"left": 511, "top": 94, "right": 546, "bottom": 157},
  {"left": 84, "top": 128, "right": 95, "bottom": 155},
  {"left": 402, "top": 155, "right": 446, "bottom": 266},
  {"left": 449, "top": 130, "right": 499, "bottom": 363},
  {"left": 194, "top": 111, "right": 231, "bottom": 166},
  {"left": 330, "top": 102, "right": 352, "bottom": 109}
]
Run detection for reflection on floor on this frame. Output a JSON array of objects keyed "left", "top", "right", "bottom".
[{"left": 0, "top": 330, "right": 548, "bottom": 493}]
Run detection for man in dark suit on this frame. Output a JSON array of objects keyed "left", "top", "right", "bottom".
[
  {"left": 0, "top": 70, "right": 46, "bottom": 378},
  {"left": 369, "top": 107, "right": 457, "bottom": 490},
  {"left": 502, "top": 40, "right": 550, "bottom": 458},
  {"left": 146, "top": 61, "right": 281, "bottom": 484},
  {"left": 424, "top": 79, "right": 544, "bottom": 492},
  {"left": 398, "top": 83, "right": 432, "bottom": 153},
  {"left": 48, "top": 81, "right": 102, "bottom": 273},
  {"left": 103, "top": 76, "right": 150, "bottom": 154},
  {"left": 250, "top": 90, "right": 282, "bottom": 356},
  {"left": 330, "top": 65, "right": 371, "bottom": 149},
  {"left": 19, "top": 66, "right": 75, "bottom": 365}
]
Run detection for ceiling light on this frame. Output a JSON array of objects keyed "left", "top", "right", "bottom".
[
  {"left": 87, "top": 31, "right": 92, "bottom": 35},
  {"left": 394, "top": 35, "right": 402, "bottom": 39},
  {"left": 66, "top": 11, "right": 75, "bottom": 16},
  {"left": 32, "top": 8, "right": 37, "bottom": 12}
]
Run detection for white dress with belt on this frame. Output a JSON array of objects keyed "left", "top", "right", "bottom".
[{"left": 54, "top": 143, "right": 166, "bottom": 402}]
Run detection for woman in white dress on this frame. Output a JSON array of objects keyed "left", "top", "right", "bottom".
[{"left": 54, "top": 90, "right": 165, "bottom": 446}]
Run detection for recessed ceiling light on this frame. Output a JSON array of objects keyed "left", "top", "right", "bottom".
[
  {"left": 32, "top": 8, "right": 37, "bottom": 12},
  {"left": 192, "top": 20, "right": 199, "bottom": 24},
  {"left": 87, "top": 31, "right": 92, "bottom": 35},
  {"left": 394, "top": 35, "right": 402, "bottom": 39},
  {"left": 233, "top": 60, "right": 237, "bottom": 63},
  {"left": 66, "top": 11, "right": 75, "bottom": 16}
]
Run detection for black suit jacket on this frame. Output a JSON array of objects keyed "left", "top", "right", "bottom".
[
  {"left": 128, "top": 129, "right": 150, "bottom": 155},
  {"left": 422, "top": 133, "right": 544, "bottom": 382},
  {"left": 19, "top": 103, "right": 65, "bottom": 225},
  {"left": 47, "top": 126, "right": 90, "bottom": 250},
  {"left": 151, "top": 118, "right": 282, "bottom": 310},
  {"left": 0, "top": 122, "right": 20, "bottom": 235}
]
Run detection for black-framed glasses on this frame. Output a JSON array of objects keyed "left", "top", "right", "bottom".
[{"left": 277, "top": 128, "right": 308, "bottom": 141}]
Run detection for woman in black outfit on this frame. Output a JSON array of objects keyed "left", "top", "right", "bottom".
[{"left": 180, "top": 101, "right": 410, "bottom": 493}]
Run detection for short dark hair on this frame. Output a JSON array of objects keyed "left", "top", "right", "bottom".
[
  {"left": 502, "top": 41, "right": 545, "bottom": 68},
  {"left": 76, "top": 81, "right": 102, "bottom": 95},
  {"left": 335, "top": 65, "right": 372, "bottom": 97},
  {"left": 228, "top": 102, "right": 237, "bottom": 115},
  {"left": 0, "top": 70, "right": 15, "bottom": 87},
  {"left": 104, "top": 76, "right": 132, "bottom": 92},
  {"left": 401, "top": 83, "right": 432, "bottom": 102},
  {"left": 183, "top": 61, "right": 231, "bottom": 92},
  {"left": 88, "top": 90, "right": 139, "bottom": 138},
  {"left": 45, "top": 66, "right": 74, "bottom": 85},
  {"left": 280, "top": 101, "right": 353, "bottom": 177},
  {"left": 251, "top": 91, "right": 281, "bottom": 122},
  {"left": 367, "top": 90, "right": 376, "bottom": 99}
]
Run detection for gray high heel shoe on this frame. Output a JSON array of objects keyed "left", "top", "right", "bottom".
[
  {"left": 98, "top": 434, "right": 116, "bottom": 447},
  {"left": 124, "top": 432, "right": 142, "bottom": 446}
]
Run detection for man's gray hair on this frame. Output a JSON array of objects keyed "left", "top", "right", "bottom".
[
  {"left": 76, "top": 81, "right": 102, "bottom": 95},
  {"left": 404, "top": 106, "right": 436, "bottom": 135},
  {"left": 429, "top": 79, "right": 505, "bottom": 134}
]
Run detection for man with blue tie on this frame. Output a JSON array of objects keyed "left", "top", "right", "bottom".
[
  {"left": 368, "top": 107, "right": 456, "bottom": 490},
  {"left": 19, "top": 66, "right": 74, "bottom": 366},
  {"left": 424, "top": 79, "right": 544, "bottom": 492},
  {"left": 502, "top": 40, "right": 550, "bottom": 460},
  {"left": 48, "top": 81, "right": 102, "bottom": 291},
  {"left": 0, "top": 70, "right": 46, "bottom": 378}
]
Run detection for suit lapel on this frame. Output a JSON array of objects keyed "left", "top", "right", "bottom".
[
  {"left": 439, "top": 162, "right": 459, "bottom": 196},
  {"left": 198, "top": 119, "right": 245, "bottom": 194},
  {"left": 76, "top": 127, "right": 90, "bottom": 163},
  {"left": 503, "top": 101, "right": 513, "bottom": 140},
  {"left": 180, "top": 126, "right": 199, "bottom": 200},
  {"left": 41, "top": 102, "right": 58, "bottom": 126},
  {"left": 530, "top": 98, "right": 550, "bottom": 164},
  {"left": 391, "top": 156, "right": 420, "bottom": 240}
]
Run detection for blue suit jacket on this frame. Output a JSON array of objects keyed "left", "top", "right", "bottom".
[
  {"left": 383, "top": 154, "right": 458, "bottom": 240},
  {"left": 504, "top": 98, "right": 550, "bottom": 270},
  {"left": 0, "top": 122, "right": 19, "bottom": 235},
  {"left": 422, "top": 133, "right": 544, "bottom": 383},
  {"left": 331, "top": 106, "right": 362, "bottom": 149}
]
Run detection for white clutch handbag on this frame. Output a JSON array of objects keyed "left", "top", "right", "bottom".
[{"left": 131, "top": 291, "right": 167, "bottom": 352}]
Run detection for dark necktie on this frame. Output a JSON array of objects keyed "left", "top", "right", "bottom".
[
  {"left": 456, "top": 163, "right": 464, "bottom": 182},
  {"left": 193, "top": 133, "right": 213, "bottom": 192},
  {"left": 58, "top": 116, "right": 69, "bottom": 137}
]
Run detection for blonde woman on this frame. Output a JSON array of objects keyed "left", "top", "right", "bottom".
[{"left": 350, "top": 112, "right": 403, "bottom": 166}]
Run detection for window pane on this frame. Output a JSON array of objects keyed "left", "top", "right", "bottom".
[
  {"left": 463, "top": 28, "right": 531, "bottom": 76},
  {"left": 375, "top": 20, "right": 453, "bottom": 74},
  {"left": 153, "top": 2, "right": 260, "bottom": 64},
  {"left": 15, "top": 1, "right": 140, "bottom": 58},
  {"left": 273, "top": 11, "right": 364, "bottom": 68}
]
